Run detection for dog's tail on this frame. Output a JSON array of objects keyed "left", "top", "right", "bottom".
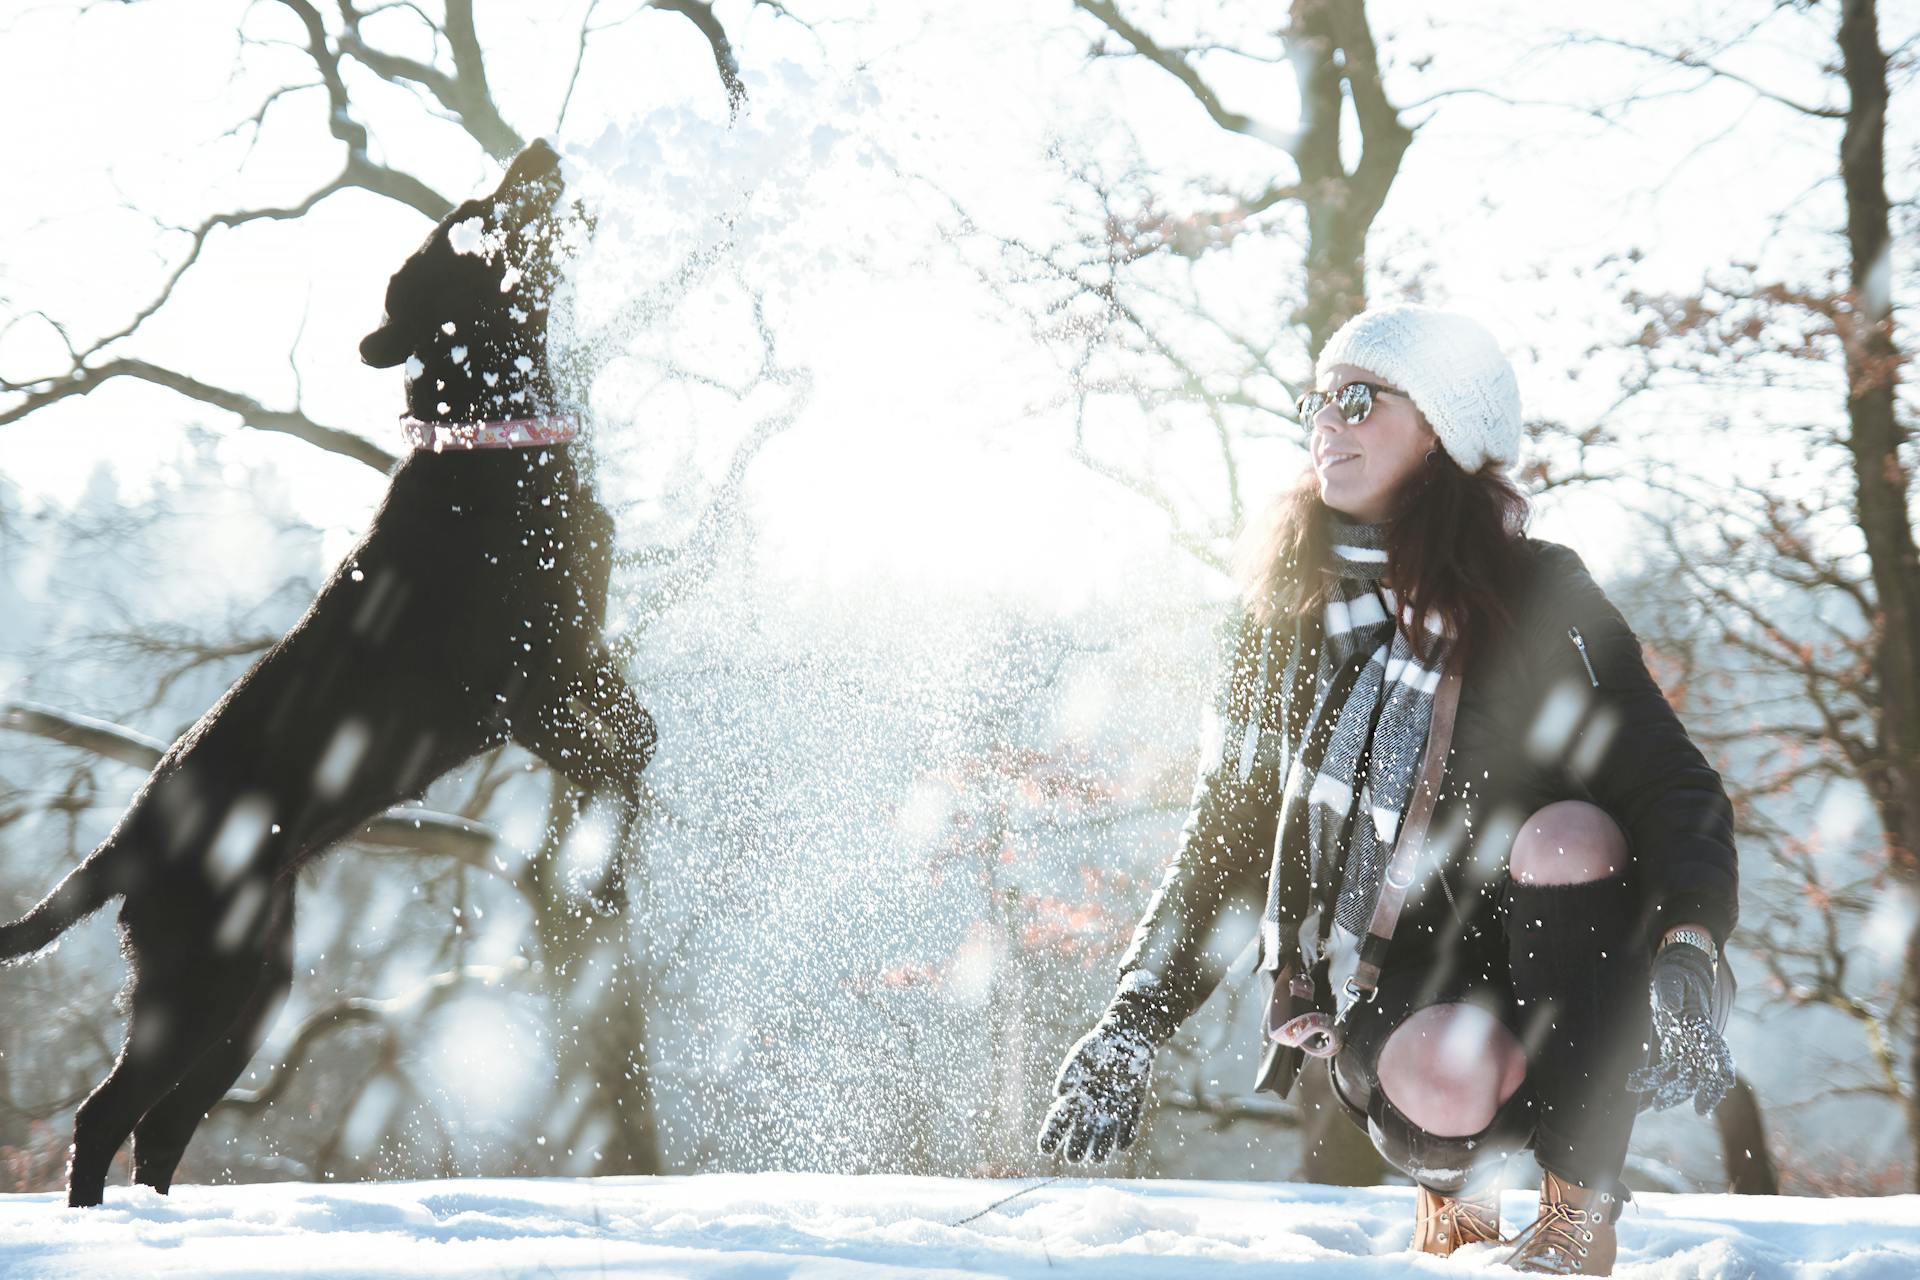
[{"left": 0, "top": 851, "right": 119, "bottom": 965}]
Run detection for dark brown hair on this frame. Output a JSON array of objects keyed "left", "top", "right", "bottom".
[{"left": 1235, "top": 451, "right": 1533, "bottom": 665}]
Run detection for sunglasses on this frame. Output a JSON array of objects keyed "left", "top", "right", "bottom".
[{"left": 1295, "top": 380, "right": 1409, "bottom": 428}]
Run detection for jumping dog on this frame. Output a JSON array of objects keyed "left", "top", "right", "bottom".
[{"left": 0, "top": 139, "right": 656, "bottom": 1207}]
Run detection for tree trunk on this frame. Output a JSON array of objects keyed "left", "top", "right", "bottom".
[
  {"left": 0, "top": 1023, "right": 19, "bottom": 1162},
  {"left": 1284, "top": 0, "right": 1404, "bottom": 1188},
  {"left": 527, "top": 775, "right": 662, "bottom": 1175},
  {"left": 1836, "top": 0, "right": 1920, "bottom": 1187},
  {"left": 1903, "top": 916, "right": 1920, "bottom": 1187},
  {"left": 1838, "top": 0, "right": 1920, "bottom": 874},
  {"left": 1290, "top": 0, "right": 1414, "bottom": 353},
  {"left": 1295, "top": 1063, "right": 1384, "bottom": 1185},
  {"left": 984, "top": 928, "right": 1040, "bottom": 1174},
  {"left": 1713, "top": 1074, "right": 1779, "bottom": 1194}
]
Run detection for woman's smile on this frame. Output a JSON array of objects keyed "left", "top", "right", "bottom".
[{"left": 1309, "top": 362, "right": 1436, "bottom": 522}]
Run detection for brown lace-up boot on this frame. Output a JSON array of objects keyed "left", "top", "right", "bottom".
[
  {"left": 1504, "top": 1168, "right": 1620, "bottom": 1274},
  {"left": 1412, "top": 1183, "right": 1503, "bottom": 1256}
]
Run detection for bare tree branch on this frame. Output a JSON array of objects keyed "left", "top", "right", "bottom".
[
  {"left": 1155, "top": 1084, "right": 1300, "bottom": 1128},
  {"left": 0, "top": 703, "right": 525, "bottom": 891},
  {"left": 1069, "top": 443, "right": 1229, "bottom": 574},
  {"left": 1396, "top": 84, "right": 1614, "bottom": 121},
  {"left": 1, "top": 703, "right": 168, "bottom": 770},
  {"left": 214, "top": 958, "right": 530, "bottom": 1116},
  {"left": 268, "top": 0, "right": 456, "bottom": 215},
  {"left": 0, "top": 358, "right": 395, "bottom": 471},
  {"left": 617, "top": 385, "right": 811, "bottom": 640},
  {"left": 1074, "top": 0, "right": 1301, "bottom": 152},
  {"left": 218, "top": 79, "right": 327, "bottom": 161},
  {"left": 1567, "top": 32, "right": 1849, "bottom": 120},
  {"left": 335, "top": 0, "right": 525, "bottom": 158},
  {"left": 653, "top": 0, "right": 748, "bottom": 118},
  {"left": 555, "top": 0, "right": 607, "bottom": 134},
  {"left": 77, "top": 176, "right": 357, "bottom": 363}
]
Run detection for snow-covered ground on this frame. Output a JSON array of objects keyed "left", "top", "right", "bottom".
[{"left": 2, "top": 1173, "right": 1917, "bottom": 1278}]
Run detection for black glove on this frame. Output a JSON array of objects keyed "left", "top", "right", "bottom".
[
  {"left": 1037, "top": 994, "right": 1169, "bottom": 1163},
  {"left": 1628, "top": 941, "right": 1736, "bottom": 1115}
]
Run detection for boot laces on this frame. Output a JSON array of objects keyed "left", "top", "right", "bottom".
[
  {"left": 1419, "top": 1186, "right": 1501, "bottom": 1251},
  {"left": 1504, "top": 1198, "right": 1597, "bottom": 1272},
  {"left": 1438, "top": 1193, "right": 1500, "bottom": 1243}
]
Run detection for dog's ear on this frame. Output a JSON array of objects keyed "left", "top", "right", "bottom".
[
  {"left": 360, "top": 249, "right": 434, "bottom": 368},
  {"left": 359, "top": 318, "right": 415, "bottom": 368}
]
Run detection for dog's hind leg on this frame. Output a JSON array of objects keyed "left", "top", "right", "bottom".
[
  {"left": 129, "top": 891, "right": 294, "bottom": 1194},
  {"left": 67, "top": 937, "right": 271, "bottom": 1206}
]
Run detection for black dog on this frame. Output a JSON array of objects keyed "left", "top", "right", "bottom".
[{"left": 0, "top": 140, "right": 656, "bottom": 1207}]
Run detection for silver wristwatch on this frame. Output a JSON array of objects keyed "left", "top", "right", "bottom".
[{"left": 1661, "top": 925, "right": 1718, "bottom": 967}]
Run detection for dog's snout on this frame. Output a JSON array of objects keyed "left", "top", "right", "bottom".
[{"left": 505, "top": 138, "right": 561, "bottom": 188}]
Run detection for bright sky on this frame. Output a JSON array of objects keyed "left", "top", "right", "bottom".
[{"left": 0, "top": 0, "right": 1883, "bottom": 605}]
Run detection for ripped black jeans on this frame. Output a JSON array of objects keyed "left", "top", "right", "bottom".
[{"left": 1326, "top": 869, "right": 1651, "bottom": 1195}]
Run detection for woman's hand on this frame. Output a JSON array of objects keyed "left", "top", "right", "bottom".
[
  {"left": 1628, "top": 938, "right": 1735, "bottom": 1115},
  {"left": 1037, "top": 1011, "right": 1159, "bottom": 1163}
]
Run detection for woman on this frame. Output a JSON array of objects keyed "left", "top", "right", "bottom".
[{"left": 1036, "top": 305, "right": 1737, "bottom": 1274}]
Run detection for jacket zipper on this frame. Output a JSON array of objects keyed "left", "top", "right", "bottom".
[{"left": 1568, "top": 626, "right": 1599, "bottom": 687}]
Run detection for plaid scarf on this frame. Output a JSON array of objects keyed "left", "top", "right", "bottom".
[{"left": 1255, "top": 514, "right": 1452, "bottom": 1000}]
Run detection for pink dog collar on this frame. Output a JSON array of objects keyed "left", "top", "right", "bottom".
[{"left": 400, "top": 414, "right": 580, "bottom": 452}]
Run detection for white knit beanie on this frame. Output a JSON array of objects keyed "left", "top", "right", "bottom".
[{"left": 1314, "top": 304, "right": 1522, "bottom": 473}]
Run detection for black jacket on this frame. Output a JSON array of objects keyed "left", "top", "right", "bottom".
[{"left": 1114, "top": 535, "right": 1739, "bottom": 1031}]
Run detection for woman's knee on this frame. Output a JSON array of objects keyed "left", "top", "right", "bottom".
[
  {"left": 1374, "top": 1003, "right": 1527, "bottom": 1138},
  {"left": 1509, "top": 800, "right": 1627, "bottom": 886}
]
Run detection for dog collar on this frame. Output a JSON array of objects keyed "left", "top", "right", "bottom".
[{"left": 400, "top": 414, "right": 580, "bottom": 452}]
